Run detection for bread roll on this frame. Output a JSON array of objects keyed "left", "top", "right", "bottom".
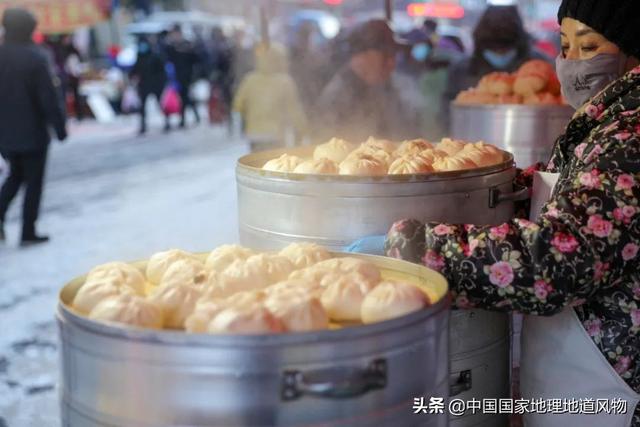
[
  {"left": 263, "top": 154, "right": 304, "bottom": 173},
  {"left": 313, "top": 138, "right": 354, "bottom": 163},
  {"left": 73, "top": 278, "right": 137, "bottom": 314},
  {"left": 361, "top": 281, "right": 428, "bottom": 324},
  {"left": 388, "top": 155, "right": 435, "bottom": 175},
  {"left": 89, "top": 293, "right": 163, "bottom": 329},
  {"left": 208, "top": 305, "right": 285, "bottom": 334},
  {"left": 159, "top": 258, "right": 209, "bottom": 289},
  {"left": 432, "top": 156, "right": 478, "bottom": 172},
  {"left": 279, "top": 242, "right": 331, "bottom": 269},
  {"left": 86, "top": 262, "right": 146, "bottom": 295},
  {"left": 293, "top": 158, "right": 339, "bottom": 175},
  {"left": 265, "top": 292, "right": 329, "bottom": 332},
  {"left": 205, "top": 245, "right": 254, "bottom": 273},
  {"left": 339, "top": 154, "right": 387, "bottom": 176},
  {"left": 394, "top": 139, "right": 434, "bottom": 157},
  {"left": 437, "top": 138, "right": 467, "bottom": 156},
  {"left": 148, "top": 282, "right": 203, "bottom": 329},
  {"left": 146, "top": 249, "right": 199, "bottom": 285},
  {"left": 320, "top": 272, "right": 379, "bottom": 321}
]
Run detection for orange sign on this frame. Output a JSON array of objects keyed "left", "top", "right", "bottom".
[
  {"left": 407, "top": 3, "right": 465, "bottom": 19},
  {"left": 0, "top": 0, "right": 110, "bottom": 34}
]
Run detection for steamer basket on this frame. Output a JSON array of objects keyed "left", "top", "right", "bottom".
[
  {"left": 450, "top": 103, "right": 574, "bottom": 168},
  {"left": 59, "top": 253, "right": 450, "bottom": 427}
]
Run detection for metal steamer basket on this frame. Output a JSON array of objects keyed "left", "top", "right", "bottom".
[
  {"left": 237, "top": 148, "right": 521, "bottom": 427},
  {"left": 59, "top": 254, "right": 450, "bottom": 427},
  {"left": 450, "top": 103, "right": 574, "bottom": 168}
]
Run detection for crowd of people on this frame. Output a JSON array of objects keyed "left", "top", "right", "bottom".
[{"left": 0, "top": 4, "right": 555, "bottom": 246}]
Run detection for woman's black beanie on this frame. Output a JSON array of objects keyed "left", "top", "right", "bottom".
[{"left": 558, "top": 0, "right": 640, "bottom": 58}]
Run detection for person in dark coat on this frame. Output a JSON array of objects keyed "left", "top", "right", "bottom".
[
  {"left": 441, "top": 5, "right": 549, "bottom": 128},
  {"left": 0, "top": 8, "right": 67, "bottom": 245},
  {"left": 130, "top": 36, "right": 170, "bottom": 134},
  {"left": 165, "top": 25, "right": 201, "bottom": 129}
]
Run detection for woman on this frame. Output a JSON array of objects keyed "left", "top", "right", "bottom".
[{"left": 386, "top": 1, "right": 640, "bottom": 425}]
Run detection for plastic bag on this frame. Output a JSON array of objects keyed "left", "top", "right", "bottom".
[
  {"left": 121, "top": 85, "right": 141, "bottom": 113},
  {"left": 161, "top": 85, "right": 182, "bottom": 115}
]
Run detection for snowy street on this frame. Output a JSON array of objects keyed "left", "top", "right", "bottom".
[{"left": 0, "top": 116, "right": 249, "bottom": 427}]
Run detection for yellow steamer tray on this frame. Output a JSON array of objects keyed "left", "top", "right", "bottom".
[{"left": 59, "top": 252, "right": 449, "bottom": 333}]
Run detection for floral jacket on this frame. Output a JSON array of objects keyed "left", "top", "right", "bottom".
[{"left": 386, "top": 66, "right": 640, "bottom": 423}]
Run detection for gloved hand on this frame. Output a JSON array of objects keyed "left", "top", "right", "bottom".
[{"left": 344, "top": 235, "right": 387, "bottom": 256}]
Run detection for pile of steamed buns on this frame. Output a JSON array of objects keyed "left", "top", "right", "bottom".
[
  {"left": 262, "top": 137, "right": 504, "bottom": 176},
  {"left": 455, "top": 59, "right": 565, "bottom": 106},
  {"left": 71, "top": 243, "right": 431, "bottom": 334}
]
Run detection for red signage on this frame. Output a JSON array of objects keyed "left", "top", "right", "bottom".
[
  {"left": 0, "top": 0, "right": 110, "bottom": 34},
  {"left": 407, "top": 3, "right": 465, "bottom": 19}
]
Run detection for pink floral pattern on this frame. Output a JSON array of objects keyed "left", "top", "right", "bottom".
[{"left": 385, "top": 66, "right": 640, "bottom": 420}]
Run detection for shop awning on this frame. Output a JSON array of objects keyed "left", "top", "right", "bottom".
[{"left": 0, "top": 0, "right": 111, "bottom": 34}]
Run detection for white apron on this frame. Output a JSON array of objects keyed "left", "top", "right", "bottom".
[{"left": 520, "top": 171, "right": 640, "bottom": 426}]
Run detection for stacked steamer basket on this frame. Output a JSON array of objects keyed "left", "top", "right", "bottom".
[
  {"left": 58, "top": 252, "right": 450, "bottom": 427},
  {"left": 450, "top": 60, "right": 574, "bottom": 168},
  {"left": 237, "top": 139, "right": 523, "bottom": 427}
]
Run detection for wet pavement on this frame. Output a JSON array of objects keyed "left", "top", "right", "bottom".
[{"left": 0, "top": 117, "right": 249, "bottom": 426}]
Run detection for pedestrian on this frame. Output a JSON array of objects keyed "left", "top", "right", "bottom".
[
  {"left": 232, "top": 43, "right": 307, "bottom": 151},
  {"left": 208, "top": 27, "right": 234, "bottom": 126},
  {"left": 165, "top": 25, "right": 201, "bottom": 129},
  {"left": 314, "top": 19, "right": 412, "bottom": 142},
  {"left": 130, "top": 36, "right": 170, "bottom": 135},
  {"left": 61, "top": 35, "right": 85, "bottom": 120},
  {"left": 384, "top": 1, "right": 640, "bottom": 425},
  {"left": 0, "top": 8, "right": 67, "bottom": 246},
  {"left": 441, "top": 5, "right": 549, "bottom": 127}
]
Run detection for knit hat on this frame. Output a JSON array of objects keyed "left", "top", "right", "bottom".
[{"left": 558, "top": 0, "right": 640, "bottom": 59}]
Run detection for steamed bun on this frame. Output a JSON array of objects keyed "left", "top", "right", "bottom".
[
  {"left": 478, "top": 72, "right": 515, "bottom": 96},
  {"left": 363, "top": 137, "right": 397, "bottom": 154},
  {"left": 208, "top": 305, "right": 285, "bottom": 334},
  {"left": 185, "top": 290, "right": 266, "bottom": 333},
  {"left": 146, "top": 249, "right": 199, "bottom": 285},
  {"left": 314, "top": 138, "right": 354, "bottom": 163},
  {"left": 394, "top": 139, "right": 434, "bottom": 157},
  {"left": 279, "top": 242, "right": 331, "bottom": 269},
  {"left": 89, "top": 293, "right": 163, "bottom": 329},
  {"left": 215, "top": 258, "right": 270, "bottom": 296},
  {"left": 159, "top": 258, "right": 209, "bottom": 289},
  {"left": 313, "top": 257, "right": 382, "bottom": 284},
  {"left": 458, "top": 142, "right": 503, "bottom": 167},
  {"left": 205, "top": 245, "right": 254, "bottom": 273},
  {"left": 320, "top": 272, "right": 379, "bottom": 321},
  {"left": 346, "top": 145, "right": 393, "bottom": 165},
  {"left": 266, "top": 278, "right": 325, "bottom": 299},
  {"left": 437, "top": 138, "right": 467, "bottom": 156},
  {"left": 361, "top": 281, "right": 428, "bottom": 324},
  {"left": 263, "top": 154, "right": 304, "bottom": 173},
  {"left": 265, "top": 292, "right": 329, "bottom": 332},
  {"left": 245, "top": 254, "right": 294, "bottom": 284},
  {"left": 86, "top": 262, "right": 146, "bottom": 295},
  {"left": 293, "top": 158, "right": 339, "bottom": 175},
  {"left": 388, "top": 155, "right": 435, "bottom": 175},
  {"left": 432, "top": 156, "right": 478, "bottom": 172},
  {"left": 339, "top": 154, "right": 388, "bottom": 176},
  {"left": 149, "top": 282, "right": 204, "bottom": 329},
  {"left": 73, "top": 278, "right": 137, "bottom": 314}
]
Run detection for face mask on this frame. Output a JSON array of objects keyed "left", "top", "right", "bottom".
[
  {"left": 411, "top": 43, "right": 431, "bottom": 62},
  {"left": 482, "top": 48, "right": 518, "bottom": 70},
  {"left": 555, "top": 53, "right": 627, "bottom": 110}
]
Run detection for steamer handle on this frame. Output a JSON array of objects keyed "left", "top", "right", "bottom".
[
  {"left": 281, "top": 359, "right": 387, "bottom": 401},
  {"left": 489, "top": 185, "right": 529, "bottom": 209},
  {"left": 450, "top": 370, "right": 472, "bottom": 397}
]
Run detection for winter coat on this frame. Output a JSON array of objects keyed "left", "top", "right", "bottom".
[
  {"left": 0, "top": 39, "right": 66, "bottom": 154},
  {"left": 131, "top": 51, "right": 168, "bottom": 96},
  {"left": 386, "top": 66, "right": 640, "bottom": 424},
  {"left": 232, "top": 46, "right": 307, "bottom": 142}
]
